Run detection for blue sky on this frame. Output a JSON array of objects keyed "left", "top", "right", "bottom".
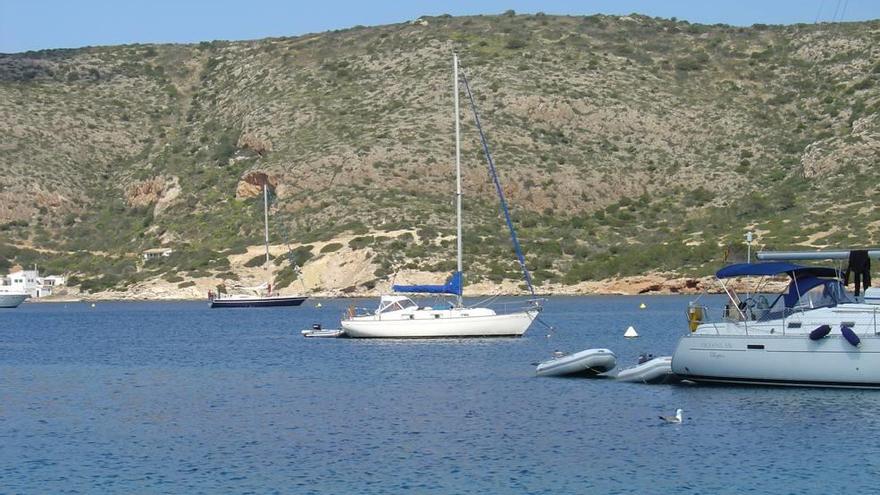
[{"left": 1, "top": 0, "right": 878, "bottom": 53}]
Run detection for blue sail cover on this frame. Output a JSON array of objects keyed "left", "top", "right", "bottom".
[{"left": 393, "top": 271, "right": 463, "bottom": 296}]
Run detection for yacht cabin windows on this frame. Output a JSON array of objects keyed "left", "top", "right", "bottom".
[{"left": 378, "top": 298, "right": 417, "bottom": 313}]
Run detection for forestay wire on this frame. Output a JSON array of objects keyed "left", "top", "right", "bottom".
[
  {"left": 265, "top": 186, "right": 307, "bottom": 292},
  {"left": 458, "top": 64, "right": 535, "bottom": 296}
]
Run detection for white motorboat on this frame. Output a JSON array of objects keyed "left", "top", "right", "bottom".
[
  {"left": 0, "top": 290, "right": 29, "bottom": 308},
  {"left": 341, "top": 54, "right": 541, "bottom": 338},
  {"left": 616, "top": 355, "right": 678, "bottom": 384},
  {"left": 535, "top": 348, "right": 617, "bottom": 377},
  {"left": 210, "top": 182, "right": 307, "bottom": 309},
  {"left": 672, "top": 259, "right": 880, "bottom": 388},
  {"left": 0, "top": 274, "right": 31, "bottom": 308}
]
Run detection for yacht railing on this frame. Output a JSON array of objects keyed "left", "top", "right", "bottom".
[
  {"left": 696, "top": 303, "right": 796, "bottom": 336},
  {"left": 484, "top": 298, "right": 545, "bottom": 315},
  {"left": 697, "top": 304, "right": 880, "bottom": 336}
]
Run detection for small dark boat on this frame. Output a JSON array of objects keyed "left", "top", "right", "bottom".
[{"left": 209, "top": 293, "right": 307, "bottom": 308}]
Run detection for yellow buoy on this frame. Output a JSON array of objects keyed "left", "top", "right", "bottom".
[{"left": 639, "top": 303, "right": 646, "bottom": 309}]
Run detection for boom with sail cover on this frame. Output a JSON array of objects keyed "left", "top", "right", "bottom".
[{"left": 393, "top": 271, "right": 462, "bottom": 296}]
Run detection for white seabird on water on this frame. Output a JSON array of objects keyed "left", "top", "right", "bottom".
[{"left": 659, "top": 408, "right": 683, "bottom": 424}]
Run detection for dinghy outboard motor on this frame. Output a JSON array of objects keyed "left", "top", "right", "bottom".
[
  {"left": 841, "top": 325, "right": 861, "bottom": 347},
  {"left": 312, "top": 323, "right": 322, "bottom": 331},
  {"left": 809, "top": 325, "right": 831, "bottom": 341}
]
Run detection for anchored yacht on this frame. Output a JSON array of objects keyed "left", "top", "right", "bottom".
[
  {"left": 672, "top": 260, "right": 880, "bottom": 388},
  {"left": 0, "top": 289, "right": 28, "bottom": 308},
  {"left": 340, "top": 54, "right": 541, "bottom": 338},
  {"left": 0, "top": 274, "right": 29, "bottom": 308},
  {"left": 209, "top": 182, "right": 307, "bottom": 308}
]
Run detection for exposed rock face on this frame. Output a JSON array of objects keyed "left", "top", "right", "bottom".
[
  {"left": 299, "top": 247, "right": 379, "bottom": 295},
  {"left": 154, "top": 176, "right": 180, "bottom": 215},
  {"left": 125, "top": 177, "right": 165, "bottom": 208},
  {"left": 124, "top": 176, "right": 181, "bottom": 215},
  {"left": 235, "top": 171, "right": 276, "bottom": 199},
  {"left": 0, "top": 182, "right": 79, "bottom": 223},
  {"left": 554, "top": 274, "right": 713, "bottom": 295}
]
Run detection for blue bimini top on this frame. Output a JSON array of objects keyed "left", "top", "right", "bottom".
[{"left": 715, "top": 262, "right": 841, "bottom": 280}]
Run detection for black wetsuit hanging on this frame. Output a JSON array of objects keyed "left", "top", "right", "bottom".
[{"left": 844, "top": 250, "right": 871, "bottom": 296}]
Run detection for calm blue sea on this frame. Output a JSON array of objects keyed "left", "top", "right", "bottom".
[{"left": 2, "top": 296, "right": 879, "bottom": 494}]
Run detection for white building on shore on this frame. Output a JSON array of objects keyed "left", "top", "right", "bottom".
[{"left": 143, "top": 248, "right": 173, "bottom": 261}]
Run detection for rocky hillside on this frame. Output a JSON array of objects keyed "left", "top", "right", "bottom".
[{"left": 1, "top": 13, "right": 878, "bottom": 295}]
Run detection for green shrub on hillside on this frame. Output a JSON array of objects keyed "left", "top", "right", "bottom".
[
  {"left": 348, "top": 236, "right": 374, "bottom": 250},
  {"left": 320, "top": 242, "right": 343, "bottom": 253},
  {"left": 244, "top": 254, "right": 272, "bottom": 267},
  {"left": 286, "top": 245, "right": 314, "bottom": 267}
]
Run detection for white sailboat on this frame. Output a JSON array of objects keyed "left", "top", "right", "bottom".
[
  {"left": 210, "top": 183, "right": 308, "bottom": 308},
  {"left": 672, "top": 257, "right": 880, "bottom": 388},
  {"left": 341, "top": 54, "right": 541, "bottom": 338}
]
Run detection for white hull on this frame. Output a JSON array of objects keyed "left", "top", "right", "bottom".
[
  {"left": 672, "top": 334, "right": 880, "bottom": 388},
  {"left": 616, "top": 356, "right": 677, "bottom": 384},
  {"left": 341, "top": 309, "right": 538, "bottom": 338},
  {"left": 535, "top": 348, "right": 616, "bottom": 377},
  {"left": 0, "top": 293, "right": 28, "bottom": 308}
]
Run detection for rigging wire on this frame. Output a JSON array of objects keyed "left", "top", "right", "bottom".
[
  {"left": 831, "top": 0, "right": 843, "bottom": 22},
  {"left": 265, "top": 185, "right": 308, "bottom": 292},
  {"left": 457, "top": 55, "right": 561, "bottom": 351},
  {"left": 457, "top": 62, "right": 536, "bottom": 297}
]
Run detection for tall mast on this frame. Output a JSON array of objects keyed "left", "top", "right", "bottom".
[
  {"left": 263, "top": 182, "right": 270, "bottom": 275},
  {"left": 454, "top": 53, "right": 463, "bottom": 308}
]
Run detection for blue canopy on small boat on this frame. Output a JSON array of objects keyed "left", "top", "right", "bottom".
[
  {"left": 716, "top": 262, "right": 841, "bottom": 280},
  {"left": 393, "top": 271, "right": 463, "bottom": 296}
]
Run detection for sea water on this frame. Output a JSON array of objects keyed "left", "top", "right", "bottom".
[{"left": 2, "top": 296, "right": 879, "bottom": 493}]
